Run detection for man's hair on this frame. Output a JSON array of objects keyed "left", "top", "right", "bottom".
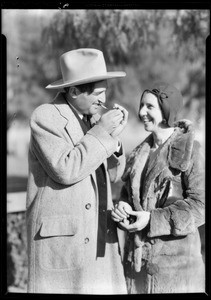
[{"left": 64, "top": 82, "right": 98, "bottom": 95}]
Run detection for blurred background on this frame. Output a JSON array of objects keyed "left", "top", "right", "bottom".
[{"left": 3, "top": 9, "right": 209, "bottom": 292}]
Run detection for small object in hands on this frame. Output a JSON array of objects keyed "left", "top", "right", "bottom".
[
  {"left": 123, "top": 206, "right": 135, "bottom": 224},
  {"left": 128, "top": 215, "right": 136, "bottom": 224}
]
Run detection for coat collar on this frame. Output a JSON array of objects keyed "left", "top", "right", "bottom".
[
  {"left": 168, "top": 120, "right": 195, "bottom": 171},
  {"left": 53, "top": 92, "right": 101, "bottom": 144},
  {"left": 52, "top": 92, "right": 102, "bottom": 189},
  {"left": 53, "top": 92, "right": 83, "bottom": 145}
]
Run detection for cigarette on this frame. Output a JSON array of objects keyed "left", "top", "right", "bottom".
[{"left": 99, "top": 103, "right": 108, "bottom": 109}]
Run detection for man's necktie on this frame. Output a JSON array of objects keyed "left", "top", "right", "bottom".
[
  {"left": 82, "top": 114, "right": 91, "bottom": 129},
  {"left": 82, "top": 114, "right": 107, "bottom": 257}
]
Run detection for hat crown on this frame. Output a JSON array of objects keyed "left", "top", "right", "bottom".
[
  {"left": 46, "top": 48, "right": 126, "bottom": 89},
  {"left": 60, "top": 48, "right": 107, "bottom": 84}
]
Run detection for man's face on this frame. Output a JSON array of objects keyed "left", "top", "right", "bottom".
[{"left": 73, "top": 80, "right": 107, "bottom": 115}]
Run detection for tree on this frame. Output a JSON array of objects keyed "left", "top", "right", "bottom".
[
  {"left": 5, "top": 9, "right": 209, "bottom": 124},
  {"left": 41, "top": 9, "right": 208, "bottom": 118}
]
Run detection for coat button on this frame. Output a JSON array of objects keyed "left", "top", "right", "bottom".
[
  {"left": 85, "top": 237, "right": 89, "bottom": 244},
  {"left": 85, "top": 203, "right": 91, "bottom": 210}
]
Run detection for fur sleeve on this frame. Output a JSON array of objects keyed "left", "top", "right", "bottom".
[{"left": 148, "top": 141, "right": 205, "bottom": 237}]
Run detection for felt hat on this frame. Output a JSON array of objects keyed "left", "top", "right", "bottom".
[
  {"left": 140, "top": 82, "right": 183, "bottom": 126},
  {"left": 46, "top": 48, "right": 126, "bottom": 89}
]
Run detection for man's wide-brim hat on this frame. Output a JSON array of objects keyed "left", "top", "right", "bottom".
[{"left": 46, "top": 48, "right": 126, "bottom": 89}]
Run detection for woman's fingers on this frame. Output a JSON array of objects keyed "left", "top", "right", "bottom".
[
  {"left": 112, "top": 210, "right": 127, "bottom": 220},
  {"left": 111, "top": 209, "right": 125, "bottom": 222}
]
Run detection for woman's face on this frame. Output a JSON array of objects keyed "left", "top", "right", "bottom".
[{"left": 139, "top": 92, "right": 164, "bottom": 133}]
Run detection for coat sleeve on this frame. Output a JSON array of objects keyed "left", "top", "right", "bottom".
[
  {"left": 107, "top": 145, "right": 126, "bottom": 183},
  {"left": 148, "top": 141, "right": 205, "bottom": 238},
  {"left": 29, "top": 105, "right": 118, "bottom": 185}
]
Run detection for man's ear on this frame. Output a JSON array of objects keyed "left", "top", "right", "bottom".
[{"left": 69, "top": 87, "right": 79, "bottom": 99}]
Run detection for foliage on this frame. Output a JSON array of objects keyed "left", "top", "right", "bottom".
[
  {"left": 4, "top": 9, "right": 209, "bottom": 127},
  {"left": 42, "top": 10, "right": 209, "bottom": 64},
  {"left": 5, "top": 11, "right": 52, "bottom": 127},
  {"left": 7, "top": 212, "right": 27, "bottom": 291}
]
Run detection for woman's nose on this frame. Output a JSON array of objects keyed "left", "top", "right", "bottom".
[{"left": 139, "top": 107, "right": 146, "bottom": 117}]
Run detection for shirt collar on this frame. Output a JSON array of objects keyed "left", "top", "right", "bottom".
[{"left": 67, "top": 102, "right": 83, "bottom": 119}]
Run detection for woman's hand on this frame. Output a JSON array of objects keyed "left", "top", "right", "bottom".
[
  {"left": 119, "top": 210, "right": 151, "bottom": 232},
  {"left": 111, "top": 201, "right": 132, "bottom": 223}
]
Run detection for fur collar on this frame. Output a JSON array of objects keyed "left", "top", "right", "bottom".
[
  {"left": 122, "top": 120, "right": 195, "bottom": 211},
  {"left": 168, "top": 120, "right": 195, "bottom": 171},
  {"left": 123, "top": 119, "right": 195, "bottom": 180}
]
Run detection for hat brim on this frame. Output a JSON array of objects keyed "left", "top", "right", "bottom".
[{"left": 45, "top": 72, "right": 126, "bottom": 89}]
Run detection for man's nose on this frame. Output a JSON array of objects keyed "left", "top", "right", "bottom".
[{"left": 98, "top": 92, "right": 106, "bottom": 103}]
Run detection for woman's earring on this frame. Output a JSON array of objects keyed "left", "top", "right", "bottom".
[{"left": 162, "top": 119, "right": 167, "bottom": 124}]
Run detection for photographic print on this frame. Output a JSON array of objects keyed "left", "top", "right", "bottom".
[{"left": 2, "top": 6, "right": 209, "bottom": 295}]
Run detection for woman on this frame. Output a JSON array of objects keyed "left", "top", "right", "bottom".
[{"left": 111, "top": 82, "right": 205, "bottom": 293}]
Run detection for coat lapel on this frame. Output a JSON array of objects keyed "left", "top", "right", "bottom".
[
  {"left": 124, "top": 135, "right": 152, "bottom": 211},
  {"left": 53, "top": 92, "right": 102, "bottom": 189},
  {"left": 53, "top": 92, "right": 84, "bottom": 144},
  {"left": 141, "top": 135, "right": 173, "bottom": 210},
  {"left": 127, "top": 130, "right": 176, "bottom": 211}
]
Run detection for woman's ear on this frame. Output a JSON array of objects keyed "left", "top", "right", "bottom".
[{"left": 69, "top": 87, "right": 79, "bottom": 99}]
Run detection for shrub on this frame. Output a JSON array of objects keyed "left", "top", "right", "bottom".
[{"left": 7, "top": 212, "right": 27, "bottom": 291}]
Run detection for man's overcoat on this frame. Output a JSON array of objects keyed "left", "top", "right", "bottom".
[
  {"left": 26, "top": 92, "right": 127, "bottom": 294},
  {"left": 120, "top": 121, "right": 205, "bottom": 293}
]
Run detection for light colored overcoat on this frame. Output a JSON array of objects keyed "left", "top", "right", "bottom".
[
  {"left": 26, "top": 92, "right": 127, "bottom": 294},
  {"left": 120, "top": 121, "right": 205, "bottom": 293}
]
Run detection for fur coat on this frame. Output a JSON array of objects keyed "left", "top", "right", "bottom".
[
  {"left": 26, "top": 92, "right": 127, "bottom": 294},
  {"left": 119, "top": 120, "right": 205, "bottom": 294}
]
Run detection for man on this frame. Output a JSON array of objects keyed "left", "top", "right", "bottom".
[{"left": 26, "top": 48, "right": 128, "bottom": 294}]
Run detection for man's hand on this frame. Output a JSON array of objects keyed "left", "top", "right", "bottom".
[
  {"left": 98, "top": 108, "right": 124, "bottom": 134},
  {"left": 110, "top": 104, "right": 128, "bottom": 138}
]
